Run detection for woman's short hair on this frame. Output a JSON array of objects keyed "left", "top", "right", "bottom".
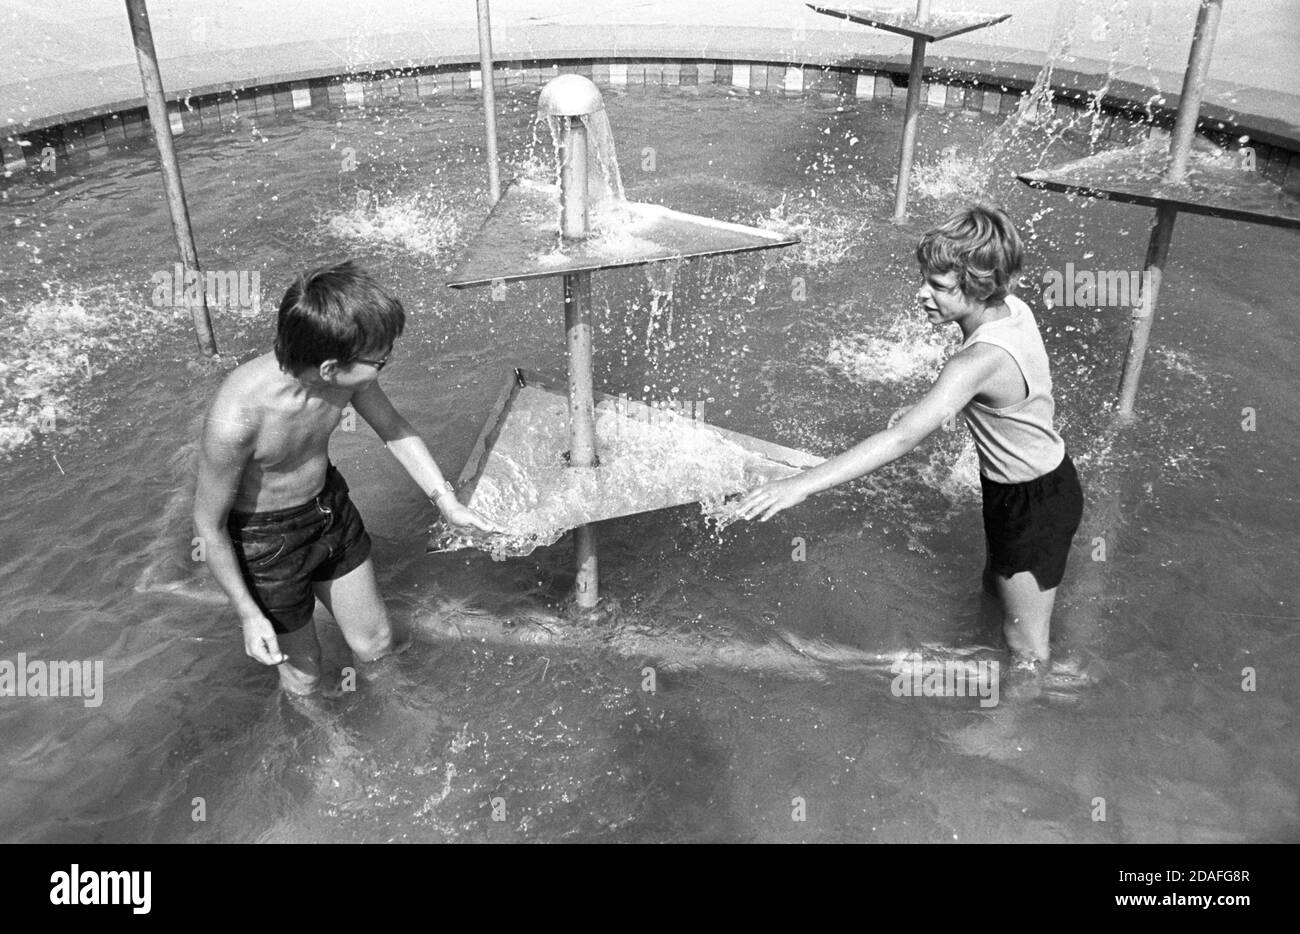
[
  {"left": 915, "top": 204, "right": 1023, "bottom": 303},
  {"left": 274, "top": 261, "right": 405, "bottom": 375}
]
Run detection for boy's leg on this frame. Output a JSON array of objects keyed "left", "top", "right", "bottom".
[
  {"left": 276, "top": 622, "right": 324, "bottom": 694},
  {"left": 312, "top": 557, "right": 399, "bottom": 662},
  {"left": 995, "top": 570, "right": 1058, "bottom": 664}
]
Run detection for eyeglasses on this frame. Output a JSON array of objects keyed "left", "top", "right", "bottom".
[{"left": 351, "top": 349, "right": 393, "bottom": 372}]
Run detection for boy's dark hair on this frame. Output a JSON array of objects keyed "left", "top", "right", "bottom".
[
  {"left": 916, "top": 204, "right": 1023, "bottom": 303},
  {"left": 274, "top": 261, "right": 405, "bottom": 375}
]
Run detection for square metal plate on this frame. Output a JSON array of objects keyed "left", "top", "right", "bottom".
[
  {"left": 447, "top": 179, "right": 799, "bottom": 288},
  {"left": 806, "top": 4, "right": 1011, "bottom": 42},
  {"left": 1018, "top": 139, "right": 1300, "bottom": 230},
  {"left": 428, "top": 369, "right": 825, "bottom": 556}
]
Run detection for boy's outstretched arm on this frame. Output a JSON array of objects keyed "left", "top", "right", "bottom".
[
  {"left": 351, "top": 380, "right": 501, "bottom": 533},
  {"left": 736, "top": 349, "right": 996, "bottom": 522},
  {"left": 192, "top": 394, "right": 289, "bottom": 666}
]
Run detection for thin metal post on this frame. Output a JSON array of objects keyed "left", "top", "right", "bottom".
[
  {"left": 476, "top": 0, "right": 501, "bottom": 203},
  {"left": 558, "top": 115, "right": 598, "bottom": 608},
  {"left": 124, "top": 0, "right": 218, "bottom": 357},
  {"left": 1118, "top": 0, "right": 1221, "bottom": 411},
  {"left": 1167, "top": 0, "right": 1223, "bottom": 183},
  {"left": 573, "top": 524, "right": 598, "bottom": 607},
  {"left": 564, "top": 272, "right": 597, "bottom": 469},
  {"left": 559, "top": 117, "right": 589, "bottom": 239},
  {"left": 564, "top": 271, "right": 599, "bottom": 608},
  {"left": 892, "top": 35, "right": 928, "bottom": 223},
  {"left": 1117, "top": 203, "right": 1177, "bottom": 416}
]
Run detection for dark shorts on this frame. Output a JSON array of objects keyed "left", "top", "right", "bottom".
[
  {"left": 226, "top": 463, "right": 372, "bottom": 634},
  {"left": 980, "top": 452, "right": 1084, "bottom": 591}
]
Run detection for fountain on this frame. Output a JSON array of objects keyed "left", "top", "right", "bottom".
[
  {"left": 1016, "top": 0, "right": 1300, "bottom": 416},
  {"left": 432, "top": 75, "right": 823, "bottom": 608},
  {"left": 807, "top": 0, "right": 1011, "bottom": 222}
]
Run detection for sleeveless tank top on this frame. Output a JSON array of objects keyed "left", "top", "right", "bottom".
[{"left": 960, "top": 294, "right": 1065, "bottom": 484}]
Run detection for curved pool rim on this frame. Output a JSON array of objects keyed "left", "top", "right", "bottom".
[{"left": 4, "top": 30, "right": 1299, "bottom": 185}]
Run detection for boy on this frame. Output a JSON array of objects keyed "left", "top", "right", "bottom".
[
  {"left": 193, "top": 261, "right": 498, "bottom": 694},
  {"left": 736, "top": 205, "right": 1083, "bottom": 669}
]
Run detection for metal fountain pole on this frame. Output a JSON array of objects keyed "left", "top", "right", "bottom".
[
  {"left": 475, "top": 0, "right": 502, "bottom": 203},
  {"left": 809, "top": 2, "right": 1009, "bottom": 223},
  {"left": 549, "top": 87, "right": 600, "bottom": 609},
  {"left": 893, "top": 0, "right": 931, "bottom": 223},
  {"left": 124, "top": 0, "right": 218, "bottom": 357},
  {"left": 1116, "top": 0, "right": 1222, "bottom": 417},
  {"left": 1167, "top": 0, "right": 1223, "bottom": 185}
]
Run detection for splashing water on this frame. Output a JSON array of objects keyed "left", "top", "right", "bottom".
[
  {"left": 918, "top": 433, "right": 981, "bottom": 502},
  {"left": 907, "top": 0, "right": 1169, "bottom": 214},
  {"left": 430, "top": 387, "right": 814, "bottom": 559},
  {"left": 819, "top": 302, "right": 983, "bottom": 512},
  {"left": 827, "top": 312, "right": 959, "bottom": 386},
  {"left": 641, "top": 261, "right": 681, "bottom": 360},
  {"left": 1152, "top": 346, "right": 1209, "bottom": 383},
  {"left": 756, "top": 193, "right": 873, "bottom": 268},
  {"left": 911, "top": 146, "right": 989, "bottom": 206},
  {"left": 323, "top": 192, "right": 462, "bottom": 257},
  {"left": 0, "top": 286, "right": 165, "bottom": 456}
]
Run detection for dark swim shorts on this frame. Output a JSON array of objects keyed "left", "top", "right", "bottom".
[
  {"left": 980, "top": 452, "right": 1084, "bottom": 591},
  {"left": 226, "top": 463, "right": 372, "bottom": 634}
]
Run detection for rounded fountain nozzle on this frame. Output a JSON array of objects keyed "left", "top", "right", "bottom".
[{"left": 538, "top": 74, "right": 604, "bottom": 118}]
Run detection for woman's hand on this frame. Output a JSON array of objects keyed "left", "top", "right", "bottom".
[{"left": 735, "top": 476, "right": 808, "bottom": 522}]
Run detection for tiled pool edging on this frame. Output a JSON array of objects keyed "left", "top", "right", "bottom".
[{"left": 3, "top": 55, "right": 1297, "bottom": 192}]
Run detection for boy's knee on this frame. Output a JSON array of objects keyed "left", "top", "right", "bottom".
[{"left": 351, "top": 628, "right": 395, "bottom": 662}]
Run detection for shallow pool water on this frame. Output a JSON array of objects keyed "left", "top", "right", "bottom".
[{"left": 1, "top": 82, "right": 1297, "bottom": 842}]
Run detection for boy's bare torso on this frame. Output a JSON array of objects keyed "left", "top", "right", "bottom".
[{"left": 220, "top": 353, "right": 353, "bottom": 513}]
